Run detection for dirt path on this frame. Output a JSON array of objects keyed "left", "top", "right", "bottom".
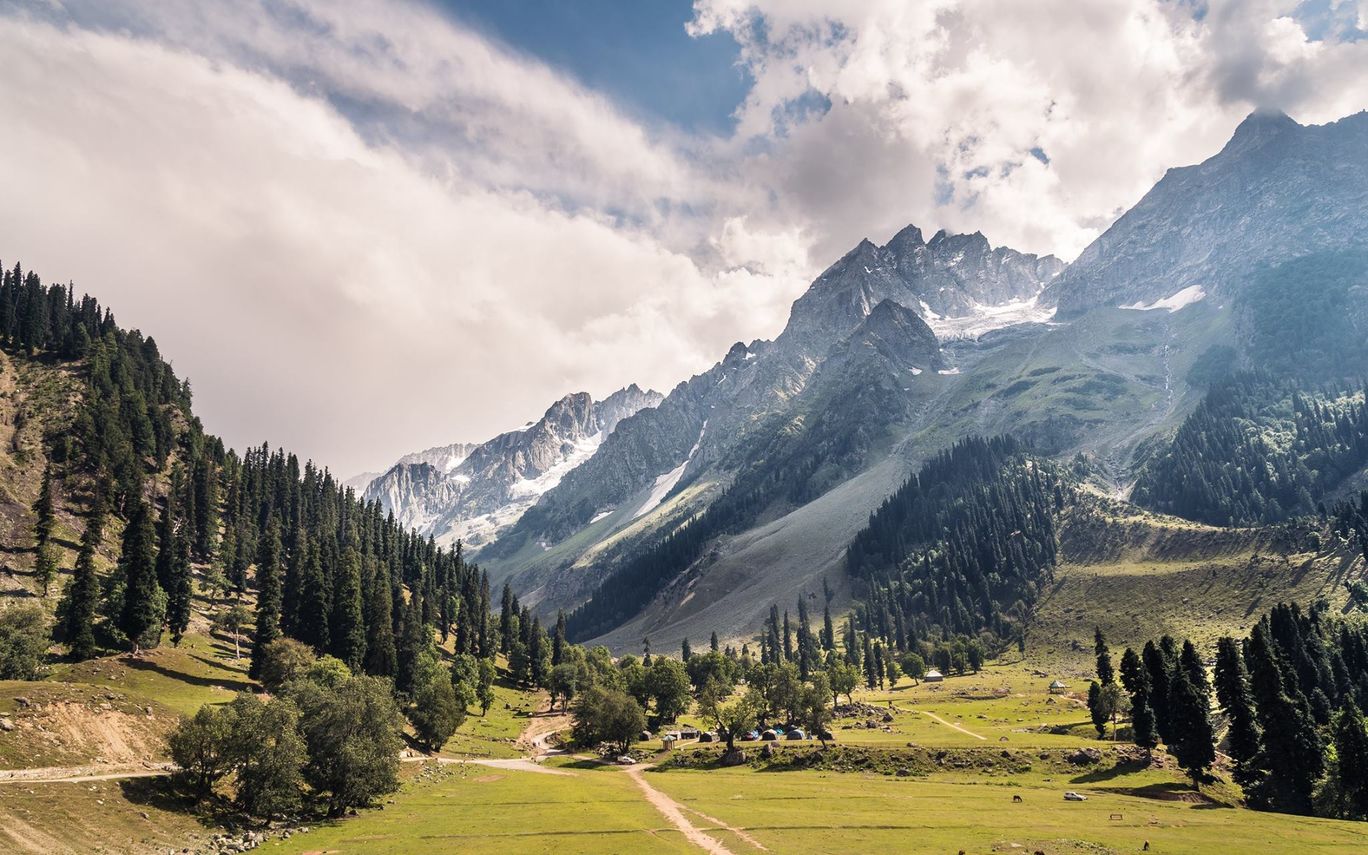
[
  {"left": 920, "top": 710, "right": 986, "bottom": 740},
  {"left": 516, "top": 709, "right": 573, "bottom": 758},
  {"left": 0, "top": 762, "right": 173, "bottom": 785},
  {"left": 624, "top": 765, "right": 737, "bottom": 855}
]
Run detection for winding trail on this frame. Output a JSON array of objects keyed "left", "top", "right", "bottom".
[
  {"left": 623, "top": 764, "right": 737, "bottom": 855},
  {"left": 920, "top": 710, "right": 986, "bottom": 740}
]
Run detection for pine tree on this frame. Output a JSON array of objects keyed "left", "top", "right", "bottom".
[
  {"left": 1168, "top": 667, "right": 1216, "bottom": 789},
  {"left": 249, "top": 521, "right": 284, "bottom": 680},
  {"left": 364, "top": 567, "right": 397, "bottom": 679},
  {"left": 1245, "top": 624, "right": 1323, "bottom": 813},
  {"left": 1094, "top": 628, "right": 1114, "bottom": 686},
  {"left": 1213, "top": 637, "right": 1262, "bottom": 790},
  {"left": 499, "top": 584, "right": 514, "bottom": 654},
  {"left": 166, "top": 524, "right": 192, "bottom": 647},
  {"left": 710, "top": 631, "right": 720, "bottom": 653},
  {"left": 1331, "top": 702, "right": 1368, "bottom": 820},
  {"left": 34, "top": 542, "right": 57, "bottom": 598},
  {"left": 32, "top": 462, "right": 55, "bottom": 550},
  {"left": 395, "top": 593, "right": 425, "bottom": 696},
  {"left": 116, "top": 494, "right": 164, "bottom": 652},
  {"left": 57, "top": 506, "right": 104, "bottom": 660},
  {"left": 330, "top": 547, "right": 366, "bottom": 673},
  {"left": 822, "top": 604, "right": 835, "bottom": 652},
  {"left": 1088, "top": 681, "right": 1107, "bottom": 738},
  {"left": 681, "top": 637, "right": 692, "bottom": 661},
  {"left": 1143, "top": 640, "right": 1175, "bottom": 744},
  {"left": 553, "top": 610, "right": 567, "bottom": 666},
  {"left": 296, "top": 540, "right": 330, "bottom": 653}
]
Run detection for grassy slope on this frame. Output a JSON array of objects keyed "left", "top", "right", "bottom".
[{"left": 1028, "top": 496, "right": 1364, "bottom": 674}]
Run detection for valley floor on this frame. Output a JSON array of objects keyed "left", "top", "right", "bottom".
[
  {"left": 269, "top": 665, "right": 1368, "bottom": 855},
  {"left": 5, "top": 633, "right": 1368, "bottom": 853}
]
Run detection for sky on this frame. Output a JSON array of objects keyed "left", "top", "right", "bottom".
[{"left": 1, "top": 0, "right": 1367, "bottom": 477}]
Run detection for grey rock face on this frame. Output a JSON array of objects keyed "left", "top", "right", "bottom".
[
  {"left": 1045, "top": 110, "right": 1368, "bottom": 316},
  {"left": 780, "top": 226, "right": 1062, "bottom": 355}
]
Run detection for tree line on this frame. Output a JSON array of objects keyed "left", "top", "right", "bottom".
[{"left": 1090, "top": 605, "right": 1368, "bottom": 821}]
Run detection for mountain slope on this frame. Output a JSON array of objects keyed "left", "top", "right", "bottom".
[
  {"left": 472, "top": 110, "right": 1368, "bottom": 652},
  {"left": 364, "top": 385, "right": 661, "bottom": 548},
  {"left": 1045, "top": 110, "right": 1368, "bottom": 316}
]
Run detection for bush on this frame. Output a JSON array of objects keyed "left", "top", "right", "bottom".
[
  {"left": 0, "top": 604, "right": 48, "bottom": 680},
  {"left": 168, "top": 705, "right": 235, "bottom": 799},
  {"left": 408, "top": 651, "right": 464, "bottom": 751},
  {"left": 228, "top": 693, "right": 306, "bottom": 818},
  {"left": 257, "top": 638, "right": 317, "bottom": 693}
]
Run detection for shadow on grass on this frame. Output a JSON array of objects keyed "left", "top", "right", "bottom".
[
  {"left": 188, "top": 652, "right": 249, "bottom": 677},
  {"left": 1069, "top": 759, "right": 1151, "bottom": 783},
  {"left": 1103, "top": 780, "right": 1232, "bottom": 808},
  {"left": 123, "top": 655, "right": 255, "bottom": 693},
  {"left": 117, "top": 775, "right": 226, "bottom": 830}
]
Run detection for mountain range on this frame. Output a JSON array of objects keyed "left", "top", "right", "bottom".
[{"left": 360, "top": 109, "right": 1368, "bottom": 651}]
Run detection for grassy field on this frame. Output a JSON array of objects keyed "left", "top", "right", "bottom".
[
  {"left": 0, "top": 776, "right": 215, "bottom": 855},
  {"left": 438, "top": 679, "right": 547, "bottom": 760},
  {"left": 643, "top": 764, "right": 1368, "bottom": 854},
  {"left": 274, "top": 761, "right": 698, "bottom": 855}
]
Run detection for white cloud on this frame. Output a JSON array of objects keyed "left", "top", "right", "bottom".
[
  {"left": 0, "top": 14, "right": 803, "bottom": 474},
  {"left": 2, "top": 0, "right": 1367, "bottom": 474}
]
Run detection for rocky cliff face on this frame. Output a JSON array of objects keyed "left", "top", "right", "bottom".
[
  {"left": 363, "top": 384, "right": 661, "bottom": 548},
  {"left": 780, "top": 227, "right": 1063, "bottom": 354},
  {"left": 1044, "top": 110, "right": 1368, "bottom": 316}
]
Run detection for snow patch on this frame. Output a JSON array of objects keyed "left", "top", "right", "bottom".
[
  {"left": 925, "top": 295, "right": 1056, "bottom": 339},
  {"left": 937, "top": 367, "right": 961, "bottom": 375},
  {"left": 633, "top": 420, "right": 708, "bottom": 519},
  {"left": 590, "top": 509, "right": 613, "bottom": 524},
  {"left": 509, "top": 431, "right": 605, "bottom": 500},
  {"left": 1121, "top": 285, "right": 1206, "bottom": 313}
]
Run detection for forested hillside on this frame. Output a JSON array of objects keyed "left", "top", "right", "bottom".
[
  {"left": 1133, "top": 375, "right": 1368, "bottom": 525},
  {"left": 0, "top": 258, "right": 493, "bottom": 686},
  {"left": 844, "top": 435, "right": 1065, "bottom": 652}
]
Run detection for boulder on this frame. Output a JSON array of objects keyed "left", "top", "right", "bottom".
[
  {"left": 719, "top": 749, "right": 748, "bottom": 767},
  {"left": 1067, "top": 747, "right": 1103, "bottom": 765}
]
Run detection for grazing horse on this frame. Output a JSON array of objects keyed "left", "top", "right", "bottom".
[{"left": 1012, "top": 794, "right": 1024, "bottom": 803}]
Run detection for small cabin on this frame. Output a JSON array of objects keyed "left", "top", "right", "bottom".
[
  {"left": 1048, "top": 679, "right": 1069, "bottom": 695},
  {"left": 680, "top": 726, "right": 700, "bottom": 739},
  {"left": 661, "top": 733, "right": 678, "bottom": 750},
  {"left": 924, "top": 669, "right": 945, "bottom": 683}
]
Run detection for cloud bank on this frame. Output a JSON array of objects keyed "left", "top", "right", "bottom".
[{"left": 0, "top": 0, "right": 1365, "bottom": 473}]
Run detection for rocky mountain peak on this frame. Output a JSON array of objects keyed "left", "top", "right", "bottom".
[
  {"left": 1045, "top": 109, "right": 1368, "bottom": 316},
  {"left": 1221, "top": 109, "right": 1299, "bottom": 156}
]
